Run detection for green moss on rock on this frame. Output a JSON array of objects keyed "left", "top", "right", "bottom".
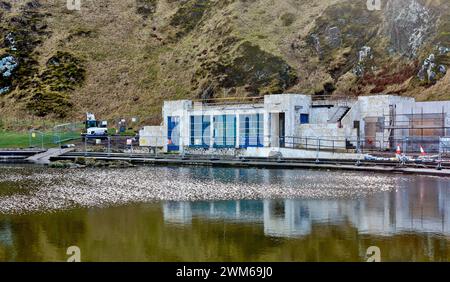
[
  {"left": 170, "top": 0, "right": 211, "bottom": 38},
  {"left": 196, "top": 41, "right": 297, "bottom": 96},
  {"left": 41, "top": 51, "right": 85, "bottom": 92},
  {"left": 26, "top": 89, "right": 73, "bottom": 118},
  {"left": 26, "top": 51, "right": 85, "bottom": 118}
]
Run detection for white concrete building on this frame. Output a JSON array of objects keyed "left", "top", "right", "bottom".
[{"left": 139, "top": 94, "right": 450, "bottom": 156}]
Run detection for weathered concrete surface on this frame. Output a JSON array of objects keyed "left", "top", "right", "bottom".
[
  {"left": 139, "top": 126, "right": 164, "bottom": 147},
  {"left": 26, "top": 148, "right": 75, "bottom": 165},
  {"left": 0, "top": 150, "right": 45, "bottom": 162},
  {"left": 52, "top": 153, "right": 450, "bottom": 177},
  {"left": 243, "top": 147, "right": 364, "bottom": 160}
]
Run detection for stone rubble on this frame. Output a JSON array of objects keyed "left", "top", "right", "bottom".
[{"left": 0, "top": 166, "right": 397, "bottom": 214}]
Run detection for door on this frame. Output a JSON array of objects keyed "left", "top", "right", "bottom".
[
  {"left": 279, "top": 113, "right": 285, "bottom": 148},
  {"left": 167, "top": 116, "right": 180, "bottom": 151}
]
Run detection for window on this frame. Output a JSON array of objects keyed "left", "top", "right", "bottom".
[
  {"left": 213, "top": 115, "right": 236, "bottom": 148},
  {"left": 86, "top": 120, "right": 97, "bottom": 128},
  {"left": 190, "top": 115, "right": 211, "bottom": 148},
  {"left": 239, "top": 114, "right": 264, "bottom": 148},
  {"left": 300, "top": 114, "right": 309, "bottom": 124}
]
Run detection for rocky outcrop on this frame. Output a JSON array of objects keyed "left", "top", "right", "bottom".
[
  {"left": 384, "top": 0, "right": 435, "bottom": 58},
  {"left": 0, "top": 55, "right": 18, "bottom": 94},
  {"left": 353, "top": 46, "right": 373, "bottom": 77},
  {"left": 307, "top": 1, "right": 380, "bottom": 79},
  {"left": 0, "top": 0, "right": 449, "bottom": 121},
  {"left": 194, "top": 41, "right": 297, "bottom": 96},
  {"left": 0, "top": 1, "right": 85, "bottom": 118},
  {"left": 418, "top": 52, "right": 448, "bottom": 84}
]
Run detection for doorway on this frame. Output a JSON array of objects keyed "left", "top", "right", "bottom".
[{"left": 269, "top": 113, "right": 286, "bottom": 148}]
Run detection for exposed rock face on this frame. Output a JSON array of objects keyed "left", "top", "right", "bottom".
[
  {"left": 0, "top": 55, "right": 17, "bottom": 95},
  {"left": 439, "top": 46, "right": 450, "bottom": 55},
  {"left": 325, "top": 26, "right": 342, "bottom": 49},
  {"left": 384, "top": 0, "right": 435, "bottom": 57},
  {"left": 0, "top": 55, "right": 17, "bottom": 78},
  {"left": 0, "top": 1, "right": 85, "bottom": 118},
  {"left": 417, "top": 51, "right": 449, "bottom": 87},
  {"left": 353, "top": 46, "right": 373, "bottom": 77},
  {"left": 0, "top": 0, "right": 449, "bottom": 121},
  {"left": 307, "top": 1, "right": 380, "bottom": 79}
]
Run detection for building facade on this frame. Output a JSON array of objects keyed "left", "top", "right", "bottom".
[{"left": 139, "top": 94, "right": 450, "bottom": 154}]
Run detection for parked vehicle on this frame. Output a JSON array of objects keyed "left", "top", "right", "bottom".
[{"left": 81, "top": 112, "right": 108, "bottom": 141}]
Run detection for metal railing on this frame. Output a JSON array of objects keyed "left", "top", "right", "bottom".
[
  {"left": 75, "top": 132, "right": 450, "bottom": 158},
  {"left": 27, "top": 123, "right": 84, "bottom": 149},
  {"left": 281, "top": 136, "right": 382, "bottom": 154}
]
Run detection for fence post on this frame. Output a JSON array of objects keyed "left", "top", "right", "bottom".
[
  {"left": 316, "top": 139, "right": 320, "bottom": 162},
  {"left": 156, "top": 136, "right": 158, "bottom": 157},
  {"left": 108, "top": 136, "right": 111, "bottom": 157}
]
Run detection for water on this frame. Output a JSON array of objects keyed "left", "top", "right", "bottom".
[{"left": 0, "top": 164, "right": 449, "bottom": 261}]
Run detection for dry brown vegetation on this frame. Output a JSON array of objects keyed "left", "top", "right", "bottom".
[{"left": 0, "top": 0, "right": 449, "bottom": 125}]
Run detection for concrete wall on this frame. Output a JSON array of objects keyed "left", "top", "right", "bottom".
[
  {"left": 341, "top": 95, "right": 416, "bottom": 150},
  {"left": 294, "top": 124, "right": 357, "bottom": 149},
  {"left": 243, "top": 147, "right": 364, "bottom": 160},
  {"left": 161, "top": 94, "right": 313, "bottom": 151},
  {"left": 139, "top": 126, "right": 164, "bottom": 147},
  {"left": 264, "top": 94, "right": 311, "bottom": 146},
  {"left": 157, "top": 94, "right": 450, "bottom": 154},
  {"left": 310, "top": 107, "right": 331, "bottom": 124},
  {"left": 163, "top": 100, "right": 193, "bottom": 152}
]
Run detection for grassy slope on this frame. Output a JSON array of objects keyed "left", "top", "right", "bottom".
[
  {"left": 0, "top": 0, "right": 449, "bottom": 125},
  {"left": 0, "top": 0, "right": 341, "bottom": 123}
]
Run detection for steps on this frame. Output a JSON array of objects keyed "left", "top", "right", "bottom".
[
  {"left": 328, "top": 106, "right": 351, "bottom": 123},
  {"left": 26, "top": 148, "right": 74, "bottom": 165}
]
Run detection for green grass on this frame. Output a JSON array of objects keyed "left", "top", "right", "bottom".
[
  {"left": 0, "top": 130, "right": 81, "bottom": 149},
  {"left": 0, "top": 132, "right": 32, "bottom": 148}
]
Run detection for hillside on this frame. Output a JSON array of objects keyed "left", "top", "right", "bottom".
[{"left": 0, "top": 0, "right": 450, "bottom": 124}]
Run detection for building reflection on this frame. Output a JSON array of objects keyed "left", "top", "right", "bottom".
[{"left": 163, "top": 182, "right": 450, "bottom": 238}]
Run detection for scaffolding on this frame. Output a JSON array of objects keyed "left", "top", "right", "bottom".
[{"left": 364, "top": 106, "right": 450, "bottom": 153}]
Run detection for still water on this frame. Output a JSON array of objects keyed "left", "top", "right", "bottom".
[{"left": 0, "top": 165, "right": 449, "bottom": 261}]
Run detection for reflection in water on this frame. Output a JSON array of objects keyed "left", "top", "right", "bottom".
[
  {"left": 0, "top": 165, "right": 450, "bottom": 261},
  {"left": 0, "top": 165, "right": 399, "bottom": 213},
  {"left": 163, "top": 183, "right": 449, "bottom": 238}
]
